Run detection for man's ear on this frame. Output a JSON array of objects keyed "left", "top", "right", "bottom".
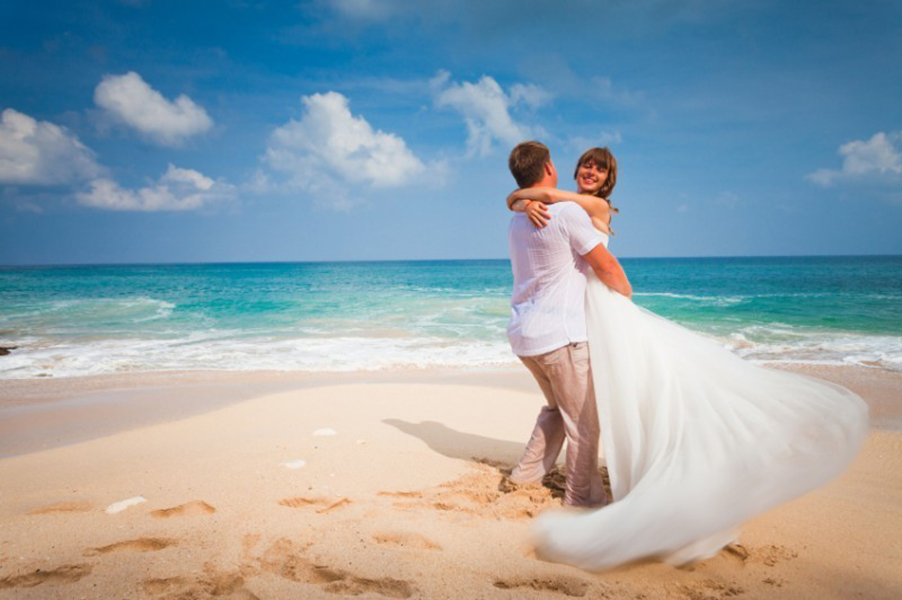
[{"left": 544, "top": 161, "right": 555, "bottom": 177}]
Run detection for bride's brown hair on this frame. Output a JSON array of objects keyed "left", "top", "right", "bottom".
[{"left": 574, "top": 147, "right": 620, "bottom": 232}]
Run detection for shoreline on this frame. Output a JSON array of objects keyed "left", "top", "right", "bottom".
[{"left": 1, "top": 363, "right": 899, "bottom": 460}]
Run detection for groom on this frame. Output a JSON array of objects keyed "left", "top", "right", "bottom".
[{"left": 505, "top": 141, "right": 631, "bottom": 507}]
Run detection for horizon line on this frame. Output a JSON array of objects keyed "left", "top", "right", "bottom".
[{"left": 2, "top": 252, "right": 901, "bottom": 269}]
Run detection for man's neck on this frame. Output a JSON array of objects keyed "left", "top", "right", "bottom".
[{"left": 529, "top": 177, "right": 556, "bottom": 189}]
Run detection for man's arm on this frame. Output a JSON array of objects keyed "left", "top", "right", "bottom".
[
  {"left": 582, "top": 244, "right": 632, "bottom": 299},
  {"left": 561, "top": 203, "right": 631, "bottom": 298}
]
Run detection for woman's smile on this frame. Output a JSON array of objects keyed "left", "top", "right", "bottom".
[{"left": 576, "top": 162, "right": 608, "bottom": 194}]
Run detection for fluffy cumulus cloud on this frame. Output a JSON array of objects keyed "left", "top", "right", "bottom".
[
  {"left": 94, "top": 72, "right": 213, "bottom": 146},
  {"left": 263, "top": 91, "right": 426, "bottom": 210},
  {"left": 430, "top": 71, "right": 548, "bottom": 157},
  {"left": 0, "top": 108, "right": 103, "bottom": 185},
  {"left": 808, "top": 131, "right": 902, "bottom": 187},
  {"left": 77, "top": 164, "right": 235, "bottom": 212}
]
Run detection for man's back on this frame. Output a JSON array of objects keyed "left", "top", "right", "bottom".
[{"left": 507, "top": 202, "right": 603, "bottom": 357}]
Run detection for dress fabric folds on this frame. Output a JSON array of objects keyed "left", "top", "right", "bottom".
[{"left": 533, "top": 238, "right": 869, "bottom": 571}]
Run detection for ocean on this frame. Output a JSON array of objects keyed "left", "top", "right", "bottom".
[{"left": 1, "top": 256, "right": 900, "bottom": 379}]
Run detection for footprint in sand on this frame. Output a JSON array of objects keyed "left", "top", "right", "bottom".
[
  {"left": 386, "top": 461, "right": 560, "bottom": 520},
  {"left": 282, "top": 459, "right": 307, "bottom": 469},
  {"left": 257, "top": 538, "right": 345, "bottom": 585},
  {"left": 253, "top": 538, "right": 415, "bottom": 598},
  {"left": 493, "top": 576, "right": 589, "bottom": 597},
  {"left": 723, "top": 543, "right": 750, "bottom": 563},
  {"left": 142, "top": 576, "right": 190, "bottom": 596},
  {"left": 0, "top": 564, "right": 93, "bottom": 590},
  {"left": 27, "top": 501, "right": 92, "bottom": 515},
  {"left": 150, "top": 500, "right": 216, "bottom": 518},
  {"left": 325, "top": 577, "right": 415, "bottom": 598},
  {"left": 142, "top": 564, "right": 258, "bottom": 600},
  {"left": 105, "top": 496, "right": 146, "bottom": 514},
  {"left": 278, "top": 496, "right": 351, "bottom": 514},
  {"left": 372, "top": 532, "right": 442, "bottom": 551},
  {"left": 85, "top": 537, "right": 177, "bottom": 556},
  {"left": 313, "top": 428, "right": 337, "bottom": 436},
  {"left": 756, "top": 545, "right": 799, "bottom": 567},
  {"left": 378, "top": 490, "right": 424, "bottom": 499}
]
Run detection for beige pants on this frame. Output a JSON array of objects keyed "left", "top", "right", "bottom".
[{"left": 512, "top": 342, "right": 606, "bottom": 507}]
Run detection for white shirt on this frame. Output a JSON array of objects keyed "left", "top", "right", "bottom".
[{"left": 507, "top": 202, "right": 604, "bottom": 357}]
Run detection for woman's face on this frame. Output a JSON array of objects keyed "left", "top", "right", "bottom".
[{"left": 575, "top": 160, "right": 608, "bottom": 195}]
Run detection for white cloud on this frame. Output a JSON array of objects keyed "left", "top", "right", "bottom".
[
  {"left": 262, "top": 91, "right": 427, "bottom": 210},
  {"left": 431, "top": 71, "right": 548, "bottom": 157},
  {"left": 808, "top": 131, "right": 902, "bottom": 187},
  {"left": 77, "top": 164, "right": 234, "bottom": 212},
  {"left": 0, "top": 108, "right": 103, "bottom": 185},
  {"left": 509, "top": 83, "right": 553, "bottom": 111},
  {"left": 94, "top": 72, "right": 213, "bottom": 146}
]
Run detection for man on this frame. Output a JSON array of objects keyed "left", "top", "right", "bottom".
[{"left": 505, "top": 141, "right": 632, "bottom": 507}]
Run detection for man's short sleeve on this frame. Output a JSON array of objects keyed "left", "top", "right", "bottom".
[{"left": 558, "top": 203, "right": 603, "bottom": 256}]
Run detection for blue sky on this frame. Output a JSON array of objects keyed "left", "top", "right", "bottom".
[{"left": 1, "top": 0, "right": 900, "bottom": 264}]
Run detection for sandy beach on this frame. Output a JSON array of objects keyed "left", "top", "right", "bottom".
[{"left": 0, "top": 365, "right": 900, "bottom": 599}]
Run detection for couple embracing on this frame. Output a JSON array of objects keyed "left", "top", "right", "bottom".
[{"left": 503, "top": 141, "right": 868, "bottom": 571}]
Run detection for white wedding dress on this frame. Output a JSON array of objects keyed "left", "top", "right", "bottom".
[{"left": 533, "top": 232, "right": 869, "bottom": 570}]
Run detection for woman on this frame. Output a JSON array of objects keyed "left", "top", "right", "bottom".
[{"left": 506, "top": 148, "right": 868, "bottom": 570}]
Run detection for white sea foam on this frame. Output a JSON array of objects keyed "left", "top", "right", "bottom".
[
  {"left": 0, "top": 334, "right": 521, "bottom": 379},
  {"left": 2, "top": 328, "right": 900, "bottom": 379},
  {"left": 714, "top": 326, "right": 902, "bottom": 370},
  {"left": 2, "top": 321, "right": 900, "bottom": 379}
]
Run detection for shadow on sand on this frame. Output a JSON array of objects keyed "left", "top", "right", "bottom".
[{"left": 383, "top": 419, "right": 526, "bottom": 465}]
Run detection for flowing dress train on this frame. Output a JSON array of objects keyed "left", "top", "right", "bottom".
[{"left": 532, "top": 234, "right": 869, "bottom": 570}]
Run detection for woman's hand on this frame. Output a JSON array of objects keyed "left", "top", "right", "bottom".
[{"left": 526, "top": 200, "right": 551, "bottom": 228}]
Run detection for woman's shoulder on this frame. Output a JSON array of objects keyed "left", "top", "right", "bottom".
[{"left": 575, "top": 194, "right": 610, "bottom": 217}]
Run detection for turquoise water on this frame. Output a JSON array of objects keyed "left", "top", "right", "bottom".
[{"left": 1, "top": 256, "right": 900, "bottom": 378}]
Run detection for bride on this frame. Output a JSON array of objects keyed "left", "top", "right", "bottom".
[{"left": 507, "top": 147, "right": 869, "bottom": 570}]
